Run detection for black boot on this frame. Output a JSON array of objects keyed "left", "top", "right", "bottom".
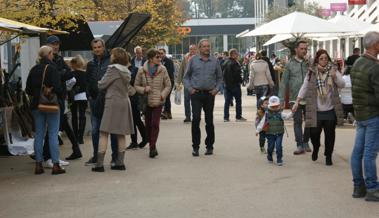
[
  {"left": 352, "top": 184, "right": 367, "bottom": 198},
  {"left": 326, "top": 155, "right": 333, "bottom": 166},
  {"left": 92, "top": 152, "right": 105, "bottom": 172},
  {"left": 111, "top": 151, "right": 126, "bottom": 170},
  {"left": 65, "top": 146, "right": 82, "bottom": 160}
]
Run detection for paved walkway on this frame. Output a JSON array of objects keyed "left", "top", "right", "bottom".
[{"left": 0, "top": 91, "right": 378, "bottom": 218}]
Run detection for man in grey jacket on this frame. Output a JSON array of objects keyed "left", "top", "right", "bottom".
[
  {"left": 278, "top": 40, "right": 311, "bottom": 155},
  {"left": 184, "top": 39, "right": 223, "bottom": 156}
]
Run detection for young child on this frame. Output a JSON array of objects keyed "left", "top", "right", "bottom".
[
  {"left": 255, "top": 96, "right": 269, "bottom": 153},
  {"left": 256, "top": 96, "right": 292, "bottom": 166}
]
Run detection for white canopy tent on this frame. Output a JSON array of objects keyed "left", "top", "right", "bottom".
[{"left": 243, "top": 11, "right": 349, "bottom": 37}]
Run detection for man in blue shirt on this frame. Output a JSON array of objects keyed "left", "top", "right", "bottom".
[{"left": 184, "top": 39, "right": 223, "bottom": 156}]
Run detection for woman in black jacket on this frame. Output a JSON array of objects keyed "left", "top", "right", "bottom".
[
  {"left": 69, "top": 55, "right": 88, "bottom": 146},
  {"left": 25, "top": 46, "right": 65, "bottom": 175}
]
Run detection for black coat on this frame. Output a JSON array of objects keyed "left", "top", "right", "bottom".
[
  {"left": 262, "top": 56, "right": 276, "bottom": 85},
  {"left": 223, "top": 58, "right": 242, "bottom": 88},
  {"left": 86, "top": 52, "right": 111, "bottom": 99},
  {"left": 25, "top": 58, "right": 63, "bottom": 110},
  {"left": 130, "top": 56, "right": 146, "bottom": 86},
  {"left": 162, "top": 56, "right": 175, "bottom": 83}
]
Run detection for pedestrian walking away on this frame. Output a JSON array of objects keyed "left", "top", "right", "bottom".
[{"left": 184, "top": 39, "right": 223, "bottom": 157}]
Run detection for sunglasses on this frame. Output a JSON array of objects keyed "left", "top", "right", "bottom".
[{"left": 155, "top": 55, "right": 161, "bottom": 59}]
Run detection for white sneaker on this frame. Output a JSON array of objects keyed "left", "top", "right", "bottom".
[
  {"left": 44, "top": 159, "right": 69, "bottom": 168},
  {"left": 59, "top": 159, "right": 70, "bottom": 166}
]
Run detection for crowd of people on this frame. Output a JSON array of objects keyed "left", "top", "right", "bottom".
[{"left": 24, "top": 32, "right": 379, "bottom": 201}]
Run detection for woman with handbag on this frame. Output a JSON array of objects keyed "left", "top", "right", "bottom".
[
  {"left": 26, "top": 45, "right": 65, "bottom": 175},
  {"left": 92, "top": 48, "right": 134, "bottom": 172},
  {"left": 134, "top": 48, "right": 171, "bottom": 158}
]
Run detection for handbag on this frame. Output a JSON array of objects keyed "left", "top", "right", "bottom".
[
  {"left": 37, "top": 65, "right": 59, "bottom": 113},
  {"left": 137, "top": 72, "right": 149, "bottom": 112}
]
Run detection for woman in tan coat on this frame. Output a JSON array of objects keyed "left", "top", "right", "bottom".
[
  {"left": 92, "top": 47, "right": 134, "bottom": 172},
  {"left": 248, "top": 52, "right": 275, "bottom": 108},
  {"left": 134, "top": 48, "right": 171, "bottom": 158}
]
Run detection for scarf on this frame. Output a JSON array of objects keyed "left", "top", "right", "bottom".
[
  {"left": 147, "top": 63, "right": 158, "bottom": 77},
  {"left": 315, "top": 64, "right": 333, "bottom": 102}
]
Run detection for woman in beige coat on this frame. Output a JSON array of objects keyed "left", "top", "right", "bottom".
[
  {"left": 92, "top": 47, "right": 134, "bottom": 172},
  {"left": 248, "top": 52, "right": 275, "bottom": 108},
  {"left": 134, "top": 48, "right": 171, "bottom": 158}
]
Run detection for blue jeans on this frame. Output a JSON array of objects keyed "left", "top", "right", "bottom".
[
  {"left": 224, "top": 86, "right": 242, "bottom": 119},
  {"left": 291, "top": 103, "right": 310, "bottom": 148},
  {"left": 32, "top": 110, "right": 60, "bottom": 163},
  {"left": 351, "top": 116, "right": 379, "bottom": 191},
  {"left": 184, "top": 88, "right": 191, "bottom": 120},
  {"left": 89, "top": 99, "right": 118, "bottom": 161},
  {"left": 267, "top": 134, "right": 283, "bottom": 162}
]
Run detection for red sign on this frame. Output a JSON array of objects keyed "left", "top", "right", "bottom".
[
  {"left": 330, "top": 3, "right": 347, "bottom": 12},
  {"left": 348, "top": 0, "right": 367, "bottom": 4},
  {"left": 319, "top": 9, "right": 331, "bottom": 17},
  {"left": 177, "top": 27, "right": 191, "bottom": 35}
]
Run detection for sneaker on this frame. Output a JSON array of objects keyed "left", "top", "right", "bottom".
[
  {"left": 267, "top": 155, "right": 273, "bottom": 163},
  {"left": 205, "top": 148, "right": 213, "bottom": 155},
  {"left": 85, "top": 157, "right": 96, "bottom": 166},
  {"left": 352, "top": 185, "right": 367, "bottom": 198},
  {"left": 224, "top": 118, "right": 230, "bottom": 122},
  {"left": 293, "top": 147, "right": 305, "bottom": 155},
  {"left": 44, "top": 159, "right": 67, "bottom": 168},
  {"left": 260, "top": 147, "right": 266, "bottom": 154},
  {"left": 366, "top": 189, "right": 379, "bottom": 202},
  {"left": 277, "top": 160, "right": 284, "bottom": 166},
  {"left": 236, "top": 117, "right": 247, "bottom": 122},
  {"left": 304, "top": 143, "right": 312, "bottom": 152},
  {"left": 192, "top": 149, "right": 199, "bottom": 157}
]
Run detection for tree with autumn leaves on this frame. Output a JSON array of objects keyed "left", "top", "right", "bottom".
[{"left": 0, "top": 0, "right": 186, "bottom": 48}]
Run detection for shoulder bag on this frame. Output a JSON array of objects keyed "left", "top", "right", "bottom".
[{"left": 37, "top": 65, "right": 59, "bottom": 113}]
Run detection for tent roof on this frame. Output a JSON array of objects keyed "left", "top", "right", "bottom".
[{"left": 0, "top": 17, "right": 67, "bottom": 35}]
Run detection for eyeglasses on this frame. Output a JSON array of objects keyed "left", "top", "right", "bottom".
[{"left": 155, "top": 55, "right": 161, "bottom": 59}]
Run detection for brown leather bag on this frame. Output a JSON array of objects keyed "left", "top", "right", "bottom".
[{"left": 37, "top": 65, "right": 59, "bottom": 113}]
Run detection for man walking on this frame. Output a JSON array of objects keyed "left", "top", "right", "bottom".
[
  {"left": 278, "top": 40, "right": 311, "bottom": 155},
  {"left": 223, "top": 48, "right": 246, "bottom": 122},
  {"left": 177, "top": 44, "right": 197, "bottom": 123},
  {"left": 159, "top": 48, "right": 175, "bottom": 120},
  {"left": 184, "top": 39, "right": 223, "bottom": 156},
  {"left": 86, "top": 38, "right": 118, "bottom": 166},
  {"left": 350, "top": 31, "right": 379, "bottom": 201},
  {"left": 127, "top": 46, "right": 148, "bottom": 149}
]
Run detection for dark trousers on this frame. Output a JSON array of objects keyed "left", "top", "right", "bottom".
[
  {"left": 310, "top": 119, "right": 336, "bottom": 158},
  {"left": 130, "top": 96, "right": 146, "bottom": 143},
  {"left": 145, "top": 106, "right": 162, "bottom": 150},
  {"left": 255, "top": 85, "right": 269, "bottom": 108},
  {"left": 291, "top": 103, "right": 310, "bottom": 148},
  {"left": 259, "top": 132, "right": 266, "bottom": 148},
  {"left": 342, "top": 104, "right": 354, "bottom": 119},
  {"left": 163, "top": 87, "right": 173, "bottom": 113},
  {"left": 70, "top": 100, "right": 87, "bottom": 142},
  {"left": 184, "top": 88, "right": 191, "bottom": 120},
  {"left": 191, "top": 91, "right": 215, "bottom": 150},
  {"left": 224, "top": 86, "right": 242, "bottom": 119}
]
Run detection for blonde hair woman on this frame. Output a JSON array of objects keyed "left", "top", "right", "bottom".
[
  {"left": 66, "top": 55, "right": 88, "bottom": 160},
  {"left": 25, "top": 46, "right": 65, "bottom": 175},
  {"left": 92, "top": 48, "right": 134, "bottom": 172}
]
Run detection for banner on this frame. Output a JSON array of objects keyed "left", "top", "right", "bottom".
[
  {"left": 319, "top": 9, "right": 332, "bottom": 17},
  {"left": 348, "top": 0, "right": 367, "bottom": 4},
  {"left": 331, "top": 3, "right": 347, "bottom": 12}
]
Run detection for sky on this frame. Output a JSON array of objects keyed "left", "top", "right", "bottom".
[{"left": 304, "top": 0, "right": 348, "bottom": 8}]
